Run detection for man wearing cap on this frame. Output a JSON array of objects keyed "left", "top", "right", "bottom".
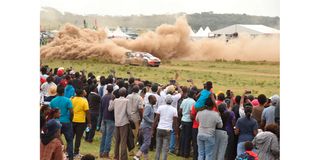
[
  {"left": 54, "top": 68, "right": 64, "bottom": 85},
  {"left": 261, "top": 95, "right": 280, "bottom": 130},
  {"left": 108, "top": 87, "right": 132, "bottom": 160},
  {"left": 153, "top": 94, "right": 179, "bottom": 160},
  {"left": 159, "top": 84, "right": 182, "bottom": 154},
  {"left": 43, "top": 85, "right": 57, "bottom": 105},
  {"left": 40, "top": 119, "right": 64, "bottom": 160},
  {"left": 50, "top": 85, "right": 74, "bottom": 160}
]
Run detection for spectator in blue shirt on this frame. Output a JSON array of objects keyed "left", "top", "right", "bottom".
[{"left": 50, "top": 85, "right": 74, "bottom": 160}]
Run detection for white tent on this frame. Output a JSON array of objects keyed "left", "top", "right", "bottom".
[
  {"left": 189, "top": 27, "right": 196, "bottom": 37},
  {"left": 108, "top": 27, "right": 130, "bottom": 38},
  {"left": 204, "top": 26, "right": 211, "bottom": 33},
  {"left": 211, "top": 24, "right": 279, "bottom": 35},
  {"left": 195, "top": 27, "right": 208, "bottom": 38}
]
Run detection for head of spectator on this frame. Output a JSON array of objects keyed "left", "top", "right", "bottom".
[
  {"left": 166, "top": 85, "right": 176, "bottom": 95},
  {"left": 48, "top": 85, "right": 57, "bottom": 97},
  {"left": 41, "top": 66, "right": 47, "bottom": 75},
  {"left": 205, "top": 96, "right": 215, "bottom": 110},
  {"left": 118, "top": 80, "right": 125, "bottom": 88},
  {"left": 217, "top": 92, "right": 226, "bottom": 101},
  {"left": 119, "top": 87, "right": 127, "bottom": 97},
  {"left": 151, "top": 84, "right": 158, "bottom": 93},
  {"left": 89, "top": 84, "right": 98, "bottom": 93},
  {"left": 182, "top": 86, "right": 188, "bottom": 94},
  {"left": 105, "top": 77, "right": 113, "bottom": 84},
  {"left": 244, "top": 103, "right": 253, "bottom": 119},
  {"left": 106, "top": 84, "right": 113, "bottom": 94},
  {"left": 46, "top": 75, "right": 54, "bottom": 84},
  {"left": 56, "top": 85, "right": 65, "bottom": 96},
  {"left": 188, "top": 89, "right": 197, "bottom": 99},
  {"left": 129, "top": 77, "right": 135, "bottom": 85},
  {"left": 148, "top": 95, "right": 157, "bottom": 105},
  {"left": 100, "top": 76, "right": 106, "bottom": 85},
  {"left": 265, "top": 123, "right": 279, "bottom": 136},
  {"left": 57, "top": 69, "right": 64, "bottom": 77},
  {"left": 137, "top": 83, "right": 143, "bottom": 92},
  {"left": 205, "top": 81, "right": 213, "bottom": 91},
  {"left": 41, "top": 119, "right": 62, "bottom": 145},
  {"left": 47, "top": 108, "right": 60, "bottom": 120},
  {"left": 270, "top": 95, "right": 280, "bottom": 108},
  {"left": 244, "top": 141, "right": 254, "bottom": 151},
  {"left": 132, "top": 85, "right": 139, "bottom": 93},
  {"left": 247, "top": 95, "right": 255, "bottom": 102},
  {"left": 257, "top": 94, "right": 267, "bottom": 107},
  {"left": 75, "top": 88, "right": 84, "bottom": 97},
  {"left": 75, "top": 72, "right": 80, "bottom": 79},
  {"left": 165, "top": 94, "right": 173, "bottom": 105},
  {"left": 235, "top": 95, "right": 241, "bottom": 105},
  {"left": 88, "top": 72, "right": 93, "bottom": 79}
]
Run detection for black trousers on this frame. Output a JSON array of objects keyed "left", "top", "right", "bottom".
[
  {"left": 72, "top": 122, "right": 86, "bottom": 154},
  {"left": 179, "top": 121, "right": 193, "bottom": 157},
  {"left": 225, "top": 131, "right": 236, "bottom": 160},
  {"left": 192, "top": 128, "right": 198, "bottom": 160},
  {"left": 85, "top": 112, "right": 99, "bottom": 142}
]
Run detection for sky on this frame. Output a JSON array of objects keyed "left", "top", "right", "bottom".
[{"left": 41, "top": 0, "right": 279, "bottom": 17}]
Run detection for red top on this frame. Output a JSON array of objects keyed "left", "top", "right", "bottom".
[
  {"left": 190, "top": 105, "right": 199, "bottom": 128},
  {"left": 246, "top": 151, "right": 259, "bottom": 160}
]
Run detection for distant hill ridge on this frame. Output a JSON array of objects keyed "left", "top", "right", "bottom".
[{"left": 40, "top": 7, "right": 279, "bottom": 32}]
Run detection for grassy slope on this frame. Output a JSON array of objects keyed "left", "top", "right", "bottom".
[{"left": 42, "top": 59, "right": 279, "bottom": 97}]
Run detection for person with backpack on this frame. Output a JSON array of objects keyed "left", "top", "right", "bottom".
[{"left": 236, "top": 141, "right": 258, "bottom": 160}]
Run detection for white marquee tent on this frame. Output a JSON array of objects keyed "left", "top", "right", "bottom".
[
  {"left": 106, "top": 26, "right": 130, "bottom": 38},
  {"left": 210, "top": 24, "right": 279, "bottom": 36}
]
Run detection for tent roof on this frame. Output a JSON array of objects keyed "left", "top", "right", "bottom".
[
  {"left": 195, "top": 27, "right": 208, "bottom": 37},
  {"left": 211, "top": 24, "right": 279, "bottom": 35}
]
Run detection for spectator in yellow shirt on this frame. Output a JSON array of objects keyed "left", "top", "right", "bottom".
[{"left": 71, "top": 88, "right": 91, "bottom": 158}]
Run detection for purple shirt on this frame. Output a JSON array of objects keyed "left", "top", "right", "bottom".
[{"left": 225, "top": 110, "right": 236, "bottom": 135}]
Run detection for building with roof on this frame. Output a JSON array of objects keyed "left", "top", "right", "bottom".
[{"left": 209, "top": 24, "right": 279, "bottom": 38}]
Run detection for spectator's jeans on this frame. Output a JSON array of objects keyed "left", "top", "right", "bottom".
[
  {"left": 114, "top": 124, "right": 129, "bottom": 160},
  {"left": 61, "top": 122, "right": 73, "bottom": 160},
  {"left": 155, "top": 129, "right": 171, "bottom": 160},
  {"left": 72, "top": 122, "right": 86, "bottom": 154},
  {"left": 179, "top": 121, "right": 193, "bottom": 157},
  {"left": 85, "top": 112, "right": 99, "bottom": 142},
  {"left": 140, "top": 127, "right": 152, "bottom": 154},
  {"left": 192, "top": 128, "right": 198, "bottom": 160},
  {"left": 213, "top": 130, "right": 228, "bottom": 160},
  {"left": 237, "top": 142, "right": 246, "bottom": 156},
  {"left": 197, "top": 134, "right": 215, "bottom": 160},
  {"left": 99, "top": 120, "right": 115, "bottom": 154},
  {"left": 169, "top": 129, "right": 175, "bottom": 152}
]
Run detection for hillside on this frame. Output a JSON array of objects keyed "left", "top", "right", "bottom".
[{"left": 40, "top": 7, "right": 279, "bottom": 32}]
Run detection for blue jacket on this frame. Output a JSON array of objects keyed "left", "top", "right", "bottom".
[{"left": 64, "top": 85, "right": 75, "bottom": 98}]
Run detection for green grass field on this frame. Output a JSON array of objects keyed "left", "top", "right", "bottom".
[
  {"left": 45, "top": 59, "right": 279, "bottom": 159},
  {"left": 63, "top": 132, "right": 191, "bottom": 160},
  {"left": 42, "top": 59, "right": 279, "bottom": 97}
]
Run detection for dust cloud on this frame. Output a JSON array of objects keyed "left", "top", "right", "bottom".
[
  {"left": 40, "top": 16, "right": 279, "bottom": 62},
  {"left": 40, "top": 23, "right": 129, "bottom": 63}
]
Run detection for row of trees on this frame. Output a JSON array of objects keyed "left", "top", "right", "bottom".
[{"left": 41, "top": 7, "right": 279, "bottom": 31}]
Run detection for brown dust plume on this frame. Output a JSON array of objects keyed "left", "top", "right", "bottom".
[{"left": 40, "top": 16, "right": 279, "bottom": 62}]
